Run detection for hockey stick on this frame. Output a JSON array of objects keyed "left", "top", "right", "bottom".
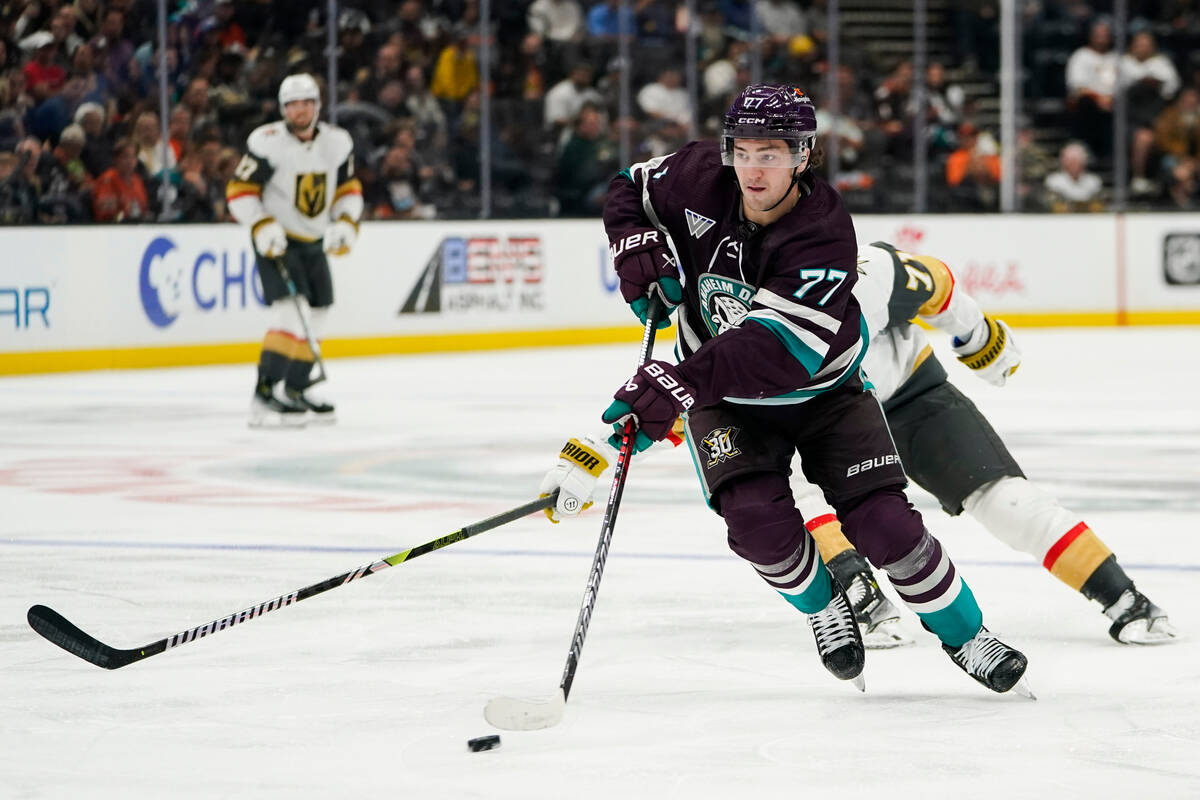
[
  {"left": 485, "top": 294, "right": 665, "bottom": 731},
  {"left": 28, "top": 493, "right": 556, "bottom": 670},
  {"left": 275, "top": 257, "right": 328, "bottom": 385}
]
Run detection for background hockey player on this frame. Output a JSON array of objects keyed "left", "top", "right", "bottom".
[
  {"left": 226, "top": 73, "right": 363, "bottom": 427},
  {"left": 810, "top": 242, "right": 1175, "bottom": 647},
  {"left": 579, "top": 83, "right": 1031, "bottom": 695},
  {"left": 543, "top": 240, "right": 1176, "bottom": 649}
]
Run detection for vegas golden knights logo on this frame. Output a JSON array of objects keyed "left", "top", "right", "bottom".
[
  {"left": 295, "top": 173, "right": 327, "bottom": 218},
  {"left": 702, "top": 426, "right": 741, "bottom": 467}
]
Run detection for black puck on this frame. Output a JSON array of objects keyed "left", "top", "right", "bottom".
[{"left": 467, "top": 735, "right": 501, "bottom": 752}]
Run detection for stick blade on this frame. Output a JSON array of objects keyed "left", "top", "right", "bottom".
[
  {"left": 484, "top": 689, "right": 566, "bottom": 731},
  {"left": 27, "top": 604, "right": 141, "bottom": 669}
]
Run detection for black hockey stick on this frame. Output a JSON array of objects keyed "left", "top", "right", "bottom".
[
  {"left": 485, "top": 294, "right": 665, "bottom": 730},
  {"left": 275, "top": 257, "right": 328, "bottom": 385},
  {"left": 28, "top": 493, "right": 556, "bottom": 670}
]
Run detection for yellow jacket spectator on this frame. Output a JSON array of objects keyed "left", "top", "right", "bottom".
[{"left": 430, "top": 37, "right": 477, "bottom": 102}]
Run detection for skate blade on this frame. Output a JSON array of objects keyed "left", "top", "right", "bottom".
[
  {"left": 1010, "top": 677, "right": 1036, "bottom": 700},
  {"left": 851, "top": 673, "right": 866, "bottom": 692},
  {"left": 1118, "top": 617, "right": 1178, "bottom": 645},
  {"left": 305, "top": 413, "right": 338, "bottom": 426},
  {"left": 248, "top": 416, "right": 307, "bottom": 430},
  {"left": 861, "top": 619, "right": 914, "bottom": 650}
]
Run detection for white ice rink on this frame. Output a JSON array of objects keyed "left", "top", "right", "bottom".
[{"left": 2, "top": 328, "right": 1198, "bottom": 799}]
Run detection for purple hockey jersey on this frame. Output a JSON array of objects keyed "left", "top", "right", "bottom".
[{"left": 604, "top": 140, "right": 867, "bottom": 407}]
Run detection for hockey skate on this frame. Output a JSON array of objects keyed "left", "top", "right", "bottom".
[
  {"left": 249, "top": 381, "right": 307, "bottom": 429},
  {"left": 1104, "top": 589, "right": 1177, "bottom": 645},
  {"left": 807, "top": 575, "right": 866, "bottom": 690},
  {"left": 844, "top": 569, "right": 913, "bottom": 649},
  {"left": 287, "top": 385, "right": 336, "bottom": 425},
  {"left": 944, "top": 627, "right": 1033, "bottom": 697}
]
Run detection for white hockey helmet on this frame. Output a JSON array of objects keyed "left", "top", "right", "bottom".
[{"left": 278, "top": 73, "right": 321, "bottom": 114}]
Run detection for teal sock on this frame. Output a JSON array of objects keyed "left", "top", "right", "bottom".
[
  {"left": 776, "top": 561, "right": 834, "bottom": 614},
  {"left": 917, "top": 579, "right": 984, "bottom": 649}
]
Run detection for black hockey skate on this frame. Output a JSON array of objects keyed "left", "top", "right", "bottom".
[
  {"left": 828, "top": 552, "right": 912, "bottom": 649},
  {"left": 286, "top": 385, "right": 336, "bottom": 425},
  {"left": 943, "top": 627, "right": 1032, "bottom": 696},
  {"left": 808, "top": 573, "right": 866, "bottom": 689},
  {"left": 1104, "top": 589, "right": 1176, "bottom": 645},
  {"left": 249, "top": 381, "right": 306, "bottom": 428}
]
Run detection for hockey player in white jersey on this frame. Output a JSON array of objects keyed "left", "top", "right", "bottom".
[
  {"left": 540, "top": 241, "right": 1175, "bottom": 647},
  {"left": 226, "top": 73, "right": 363, "bottom": 427}
]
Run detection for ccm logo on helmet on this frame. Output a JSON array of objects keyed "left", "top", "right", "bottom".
[
  {"left": 737, "top": 117, "right": 767, "bottom": 124},
  {"left": 846, "top": 454, "right": 901, "bottom": 477}
]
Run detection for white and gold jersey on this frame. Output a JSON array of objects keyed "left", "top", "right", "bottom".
[
  {"left": 853, "top": 242, "right": 984, "bottom": 402},
  {"left": 226, "top": 121, "right": 363, "bottom": 242}
]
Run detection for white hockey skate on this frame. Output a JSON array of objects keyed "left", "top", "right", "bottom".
[
  {"left": 1104, "top": 589, "right": 1177, "bottom": 645},
  {"left": 249, "top": 382, "right": 307, "bottom": 429},
  {"left": 845, "top": 570, "right": 914, "bottom": 650}
]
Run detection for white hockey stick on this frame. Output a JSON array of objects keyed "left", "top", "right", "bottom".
[{"left": 484, "top": 294, "right": 665, "bottom": 731}]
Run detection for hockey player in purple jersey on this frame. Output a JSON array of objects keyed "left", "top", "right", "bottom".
[{"left": 593, "top": 84, "right": 1030, "bottom": 694}]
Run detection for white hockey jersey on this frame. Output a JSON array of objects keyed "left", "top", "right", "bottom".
[
  {"left": 226, "top": 121, "right": 362, "bottom": 242},
  {"left": 853, "top": 241, "right": 986, "bottom": 403}
]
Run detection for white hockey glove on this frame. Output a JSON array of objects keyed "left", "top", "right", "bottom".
[
  {"left": 252, "top": 217, "right": 288, "bottom": 258},
  {"left": 951, "top": 315, "right": 1021, "bottom": 386},
  {"left": 538, "top": 435, "right": 617, "bottom": 523},
  {"left": 323, "top": 216, "right": 358, "bottom": 256}
]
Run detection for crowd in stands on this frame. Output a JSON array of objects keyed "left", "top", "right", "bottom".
[{"left": 1, "top": 0, "right": 1200, "bottom": 225}]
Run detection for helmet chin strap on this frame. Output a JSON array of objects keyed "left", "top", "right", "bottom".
[{"left": 760, "top": 166, "right": 802, "bottom": 213}]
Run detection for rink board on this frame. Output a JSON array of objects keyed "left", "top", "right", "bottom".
[{"left": 2, "top": 214, "right": 1199, "bottom": 374}]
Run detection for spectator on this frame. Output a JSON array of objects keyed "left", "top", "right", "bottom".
[
  {"left": 1122, "top": 30, "right": 1181, "bottom": 196},
  {"left": 1044, "top": 141, "right": 1104, "bottom": 212},
  {"left": 555, "top": 101, "right": 617, "bottom": 216},
  {"left": 181, "top": 77, "right": 218, "bottom": 136},
  {"left": 544, "top": 62, "right": 603, "bottom": 131},
  {"left": 704, "top": 41, "right": 749, "bottom": 109},
  {"left": 430, "top": 29, "right": 478, "bottom": 108},
  {"left": 92, "top": 138, "right": 150, "bottom": 222},
  {"left": 0, "top": 143, "right": 42, "bottom": 224},
  {"left": 36, "top": 123, "right": 92, "bottom": 222},
  {"left": 636, "top": 67, "right": 691, "bottom": 127},
  {"left": 404, "top": 65, "right": 448, "bottom": 140},
  {"left": 586, "top": 0, "right": 636, "bottom": 39},
  {"left": 22, "top": 33, "right": 66, "bottom": 103},
  {"left": 1154, "top": 87, "right": 1200, "bottom": 204},
  {"left": 528, "top": 0, "right": 584, "bottom": 44},
  {"left": 72, "top": 0, "right": 104, "bottom": 41},
  {"left": 945, "top": 122, "right": 1001, "bottom": 211},
  {"left": 91, "top": 9, "right": 135, "bottom": 96},
  {"left": 357, "top": 43, "right": 405, "bottom": 103},
  {"left": 875, "top": 60, "right": 914, "bottom": 158},
  {"left": 368, "top": 144, "right": 425, "bottom": 219},
  {"left": 75, "top": 102, "right": 113, "bottom": 176},
  {"left": 1065, "top": 18, "right": 1118, "bottom": 161},
  {"left": 50, "top": 7, "right": 84, "bottom": 60},
  {"left": 756, "top": 0, "right": 808, "bottom": 44},
  {"left": 69, "top": 42, "right": 111, "bottom": 106},
  {"left": 133, "top": 110, "right": 176, "bottom": 179},
  {"left": 925, "top": 61, "right": 965, "bottom": 154},
  {"left": 168, "top": 106, "right": 193, "bottom": 160}
]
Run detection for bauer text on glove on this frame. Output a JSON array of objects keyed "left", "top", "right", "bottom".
[
  {"left": 602, "top": 361, "right": 696, "bottom": 448},
  {"left": 608, "top": 227, "right": 683, "bottom": 328}
]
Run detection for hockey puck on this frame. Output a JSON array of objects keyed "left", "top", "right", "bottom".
[{"left": 467, "top": 735, "right": 501, "bottom": 752}]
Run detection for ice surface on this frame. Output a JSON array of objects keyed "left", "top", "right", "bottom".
[{"left": 2, "top": 328, "right": 1198, "bottom": 798}]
